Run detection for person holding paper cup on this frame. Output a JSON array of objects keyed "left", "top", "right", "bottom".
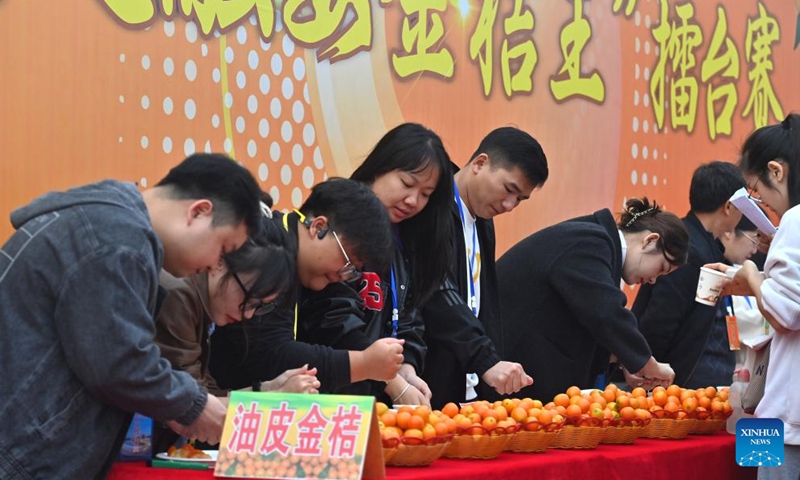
[
  {"left": 705, "top": 114, "right": 800, "bottom": 477},
  {"left": 629, "top": 161, "right": 745, "bottom": 389}
]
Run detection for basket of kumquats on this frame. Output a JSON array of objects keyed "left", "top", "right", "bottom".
[
  {"left": 546, "top": 386, "right": 616, "bottom": 450},
  {"left": 638, "top": 385, "right": 697, "bottom": 440},
  {"left": 687, "top": 386, "right": 733, "bottom": 435},
  {"left": 503, "top": 398, "right": 565, "bottom": 453},
  {"left": 378, "top": 403, "right": 454, "bottom": 467},
  {"left": 439, "top": 400, "right": 521, "bottom": 459},
  {"left": 588, "top": 386, "right": 653, "bottom": 445}
]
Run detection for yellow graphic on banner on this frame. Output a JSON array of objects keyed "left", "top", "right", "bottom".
[
  {"left": 501, "top": 0, "right": 537, "bottom": 98},
  {"left": 550, "top": 0, "right": 605, "bottom": 103},
  {"left": 743, "top": 2, "right": 784, "bottom": 129},
  {"left": 388, "top": 0, "right": 455, "bottom": 79},
  {"left": 700, "top": 6, "right": 740, "bottom": 141},
  {"left": 101, "top": 0, "right": 276, "bottom": 39},
  {"left": 667, "top": 3, "right": 702, "bottom": 133},
  {"left": 651, "top": 0, "right": 670, "bottom": 131},
  {"left": 282, "top": 0, "right": 372, "bottom": 61},
  {"left": 651, "top": 0, "right": 702, "bottom": 133},
  {"left": 469, "top": 0, "right": 499, "bottom": 96},
  {"left": 612, "top": 0, "right": 637, "bottom": 17},
  {"left": 469, "top": 0, "right": 537, "bottom": 98}
]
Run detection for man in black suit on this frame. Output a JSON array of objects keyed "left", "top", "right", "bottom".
[
  {"left": 632, "top": 161, "right": 745, "bottom": 388},
  {"left": 421, "top": 127, "right": 549, "bottom": 407}
]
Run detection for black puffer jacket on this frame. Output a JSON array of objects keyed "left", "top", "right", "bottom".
[{"left": 298, "top": 240, "right": 426, "bottom": 395}]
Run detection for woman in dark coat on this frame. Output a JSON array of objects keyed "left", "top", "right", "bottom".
[{"left": 496, "top": 198, "right": 689, "bottom": 401}]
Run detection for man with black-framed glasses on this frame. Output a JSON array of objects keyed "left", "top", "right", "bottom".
[{"left": 209, "top": 179, "right": 407, "bottom": 396}]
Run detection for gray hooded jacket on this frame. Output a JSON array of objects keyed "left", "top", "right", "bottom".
[{"left": 0, "top": 180, "right": 206, "bottom": 480}]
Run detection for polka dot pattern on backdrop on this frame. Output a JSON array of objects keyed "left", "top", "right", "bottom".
[{"left": 118, "top": 16, "right": 323, "bottom": 209}]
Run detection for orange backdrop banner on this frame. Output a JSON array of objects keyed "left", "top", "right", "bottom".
[{"left": 2, "top": 1, "right": 798, "bottom": 293}]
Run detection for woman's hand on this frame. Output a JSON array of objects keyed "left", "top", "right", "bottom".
[
  {"left": 385, "top": 374, "right": 430, "bottom": 407},
  {"left": 397, "top": 364, "right": 432, "bottom": 401},
  {"left": 261, "top": 365, "right": 321, "bottom": 394}
]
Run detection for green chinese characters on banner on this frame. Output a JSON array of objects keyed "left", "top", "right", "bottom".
[{"left": 216, "top": 392, "right": 377, "bottom": 479}]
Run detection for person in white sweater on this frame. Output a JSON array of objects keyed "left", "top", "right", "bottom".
[{"left": 708, "top": 113, "right": 800, "bottom": 480}]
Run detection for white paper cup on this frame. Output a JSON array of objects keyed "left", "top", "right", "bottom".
[{"left": 695, "top": 266, "right": 727, "bottom": 306}]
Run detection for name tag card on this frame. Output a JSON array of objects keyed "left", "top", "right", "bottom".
[{"left": 215, "top": 392, "right": 385, "bottom": 480}]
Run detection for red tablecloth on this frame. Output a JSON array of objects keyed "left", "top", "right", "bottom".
[{"left": 109, "top": 432, "right": 755, "bottom": 480}]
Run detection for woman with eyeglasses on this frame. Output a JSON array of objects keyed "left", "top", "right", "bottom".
[
  {"left": 153, "top": 199, "right": 320, "bottom": 397},
  {"left": 706, "top": 114, "right": 800, "bottom": 478},
  {"left": 151, "top": 197, "right": 319, "bottom": 452},
  {"left": 298, "top": 122, "right": 454, "bottom": 406}
]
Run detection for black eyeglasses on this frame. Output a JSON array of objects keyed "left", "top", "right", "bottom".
[
  {"left": 232, "top": 272, "right": 276, "bottom": 316},
  {"left": 747, "top": 179, "right": 763, "bottom": 204},
  {"left": 331, "top": 230, "right": 362, "bottom": 282}
]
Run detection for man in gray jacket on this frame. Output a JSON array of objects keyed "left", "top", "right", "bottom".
[{"left": 0, "top": 153, "right": 264, "bottom": 479}]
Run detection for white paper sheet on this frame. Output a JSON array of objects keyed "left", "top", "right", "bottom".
[{"left": 729, "top": 188, "right": 777, "bottom": 236}]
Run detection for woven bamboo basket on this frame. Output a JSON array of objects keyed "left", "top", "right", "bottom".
[
  {"left": 599, "top": 417, "right": 650, "bottom": 444},
  {"left": 689, "top": 410, "right": 729, "bottom": 435},
  {"left": 442, "top": 425, "right": 517, "bottom": 459},
  {"left": 505, "top": 430, "right": 557, "bottom": 453},
  {"left": 382, "top": 435, "right": 452, "bottom": 467},
  {"left": 382, "top": 447, "right": 397, "bottom": 464},
  {"left": 505, "top": 420, "right": 564, "bottom": 453},
  {"left": 641, "top": 418, "right": 696, "bottom": 439},
  {"left": 689, "top": 419, "right": 726, "bottom": 435},
  {"left": 385, "top": 442, "right": 449, "bottom": 467},
  {"left": 550, "top": 425, "right": 605, "bottom": 449}
]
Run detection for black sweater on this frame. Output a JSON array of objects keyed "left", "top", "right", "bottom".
[{"left": 496, "top": 209, "right": 652, "bottom": 402}]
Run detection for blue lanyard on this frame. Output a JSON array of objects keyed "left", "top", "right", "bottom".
[
  {"left": 389, "top": 266, "right": 399, "bottom": 338},
  {"left": 724, "top": 296, "right": 735, "bottom": 317},
  {"left": 453, "top": 180, "right": 478, "bottom": 315}
]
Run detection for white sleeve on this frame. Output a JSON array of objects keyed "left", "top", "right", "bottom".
[{"left": 761, "top": 207, "right": 800, "bottom": 331}]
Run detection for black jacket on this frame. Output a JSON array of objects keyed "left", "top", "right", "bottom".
[
  {"left": 208, "top": 211, "right": 352, "bottom": 391},
  {"left": 421, "top": 196, "right": 502, "bottom": 408},
  {"left": 496, "top": 209, "right": 652, "bottom": 402},
  {"left": 297, "top": 236, "right": 427, "bottom": 395},
  {"left": 632, "top": 211, "right": 729, "bottom": 387}
]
